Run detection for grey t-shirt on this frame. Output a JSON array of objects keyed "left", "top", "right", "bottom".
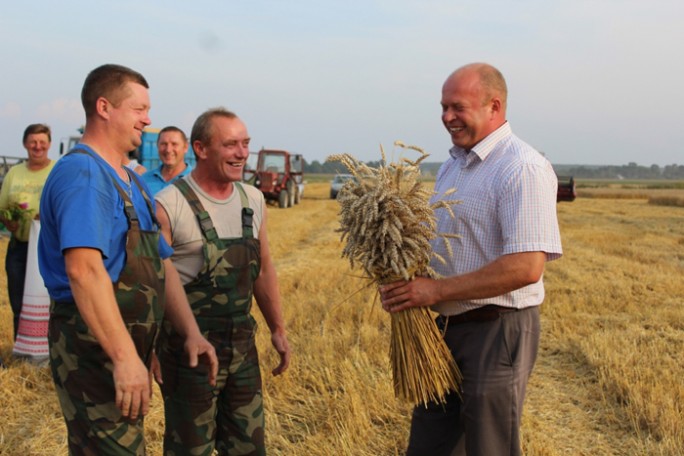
[{"left": 155, "top": 174, "right": 264, "bottom": 284}]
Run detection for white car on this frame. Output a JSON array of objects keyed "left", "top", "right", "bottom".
[{"left": 330, "top": 174, "right": 356, "bottom": 199}]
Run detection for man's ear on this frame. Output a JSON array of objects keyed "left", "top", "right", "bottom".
[
  {"left": 193, "top": 140, "right": 206, "bottom": 160},
  {"left": 95, "top": 97, "right": 110, "bottom": 120},
  {"left": 490, "top": 97, "right": 502, "bottom": 117}
]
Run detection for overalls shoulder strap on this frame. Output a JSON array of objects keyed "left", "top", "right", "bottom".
[
  {"left": 173, "top": 180, "right": 255, "bottom": 241},
  {"left": 234, "top": 182, "right": 255, "bottom": 240},
  {"left": 128, "top": 170, "right": 161, "bottom": 228},
  {"left": 173, "top": 179, "right": 219, "bottom": 242}
]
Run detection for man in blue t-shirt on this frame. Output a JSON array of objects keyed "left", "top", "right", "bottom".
[
  {"left": 141, "top": 126, "right": 192, "bottom": 195},
  {"left": 38, "top": 64, "right": 217, "bottom": 455}
]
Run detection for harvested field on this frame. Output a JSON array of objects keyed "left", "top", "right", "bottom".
[
  {"left": 1, "top": 184, "right": 683, "bottom": 455},
  {"left": 577, "top": 183, "right": 684, "bottom": 202}
]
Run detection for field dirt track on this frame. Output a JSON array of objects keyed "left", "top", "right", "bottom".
[{"left": 1, "top": 182, "right": 683, "bottom": 455}]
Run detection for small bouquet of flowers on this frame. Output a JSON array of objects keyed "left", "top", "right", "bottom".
[{"left": 0, "top": 202, "right": 34, "bottom": 222}]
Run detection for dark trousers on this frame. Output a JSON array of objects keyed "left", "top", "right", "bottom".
[
  {"left": 406, "top": 306, "right": 540, "bottom": 456},
  {"left": 5, "top": 238, "right": 28, "bottom": 340}
]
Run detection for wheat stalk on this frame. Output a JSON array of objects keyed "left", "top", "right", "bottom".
[{"left": 329, "top": 142, "right": 462, "bottom": 406}]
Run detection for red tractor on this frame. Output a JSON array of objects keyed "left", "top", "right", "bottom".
[
  {"left": 244, "top": 149, "right": 305, "bottom": 208},
  {"left": 556, "top": 175, "right": 577, "bottom": 202}
]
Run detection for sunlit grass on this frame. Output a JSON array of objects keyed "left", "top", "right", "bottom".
[{"left": 1, "top": 184, "right": 683, "bottom": 455}]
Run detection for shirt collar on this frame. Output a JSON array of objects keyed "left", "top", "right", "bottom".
[
  {"left": 155, "top": 162, "right": 191, "bottom": 178},
  {"left": 449, "top": 121, "right": 512, "bottom": 166}
]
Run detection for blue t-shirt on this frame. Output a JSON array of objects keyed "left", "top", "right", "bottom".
[
  {"left": 141, "top": 163, "right": 193, "bottom": 195},
  {"left": 38, "top": 145, "right": 173, "bottom": 302}
]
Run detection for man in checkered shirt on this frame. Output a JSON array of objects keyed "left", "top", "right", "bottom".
[{"left": 381, "top": 63, "right": 563, "bottom": 456}]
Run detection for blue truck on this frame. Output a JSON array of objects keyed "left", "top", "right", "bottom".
[{"left": 59, "top": 127, "right": 196, "bottom": 170}]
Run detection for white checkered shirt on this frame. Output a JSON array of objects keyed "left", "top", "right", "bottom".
[{"left": 430, "top": 122, "right": 563, "bottom": 316}]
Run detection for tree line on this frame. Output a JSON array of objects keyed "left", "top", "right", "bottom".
[
  {"left": 304, "top": 159, "right": 684, "bottom": 180},
  {"left": 304, "top": 160, "right": 388, "bottom": 175},
  {"left": 552, "top": 162, "right": 684, "bottom": 180},
  {"left": 305, "top": 160, "right": 441, "bottom": 176}
]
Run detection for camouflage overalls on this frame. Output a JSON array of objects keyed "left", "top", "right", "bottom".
[
  {"left": 49, "top": 149, "right": 165, "bottom": 456},
  {"left": 158, "top": 180, "right": 263, "bottom": 456}
]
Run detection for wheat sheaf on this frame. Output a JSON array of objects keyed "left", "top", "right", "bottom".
[{"left": 329, "top": 141, "right": 462, "bottom": 406}]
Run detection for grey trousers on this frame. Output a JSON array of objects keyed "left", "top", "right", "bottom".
[{"left": 406, "top": 306, "right": 540, "bottom": 456}]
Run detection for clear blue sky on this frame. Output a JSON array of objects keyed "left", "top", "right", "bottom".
[{"left": 1, "top": 0, "right": 682, "bottom": 166}]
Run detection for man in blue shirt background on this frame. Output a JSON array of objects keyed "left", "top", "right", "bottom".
[{"left": 141, "top": 126, "right": 192, "bottom": 194}]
